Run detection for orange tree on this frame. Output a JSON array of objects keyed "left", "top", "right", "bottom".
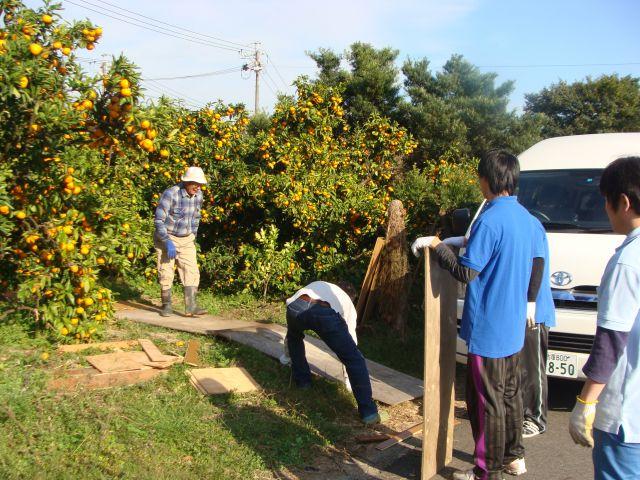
[
  {"left": 0, "top": 1, "right": 150, "bottom": 341},
  {"left": 195, "top": 80, "right": 417, "bottom": 296}
]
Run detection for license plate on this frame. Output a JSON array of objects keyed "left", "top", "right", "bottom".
[{"left": 546, "top": 351, "right": 578, "bottom": 378}]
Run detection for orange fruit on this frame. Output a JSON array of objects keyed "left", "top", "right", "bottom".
[
  {"left": 120, "top": 87, "right": 132, "bottom": 97},
  {"left": 140, "top": 120, "right": 151, "bottom": 129},
  {"left": 0, "top": 205, "right": 10, "bottom": 215},
  {"left": 84, "top": 298, "right": 94, "bottom": 306},
  {"left": 86, "top": 42, "right": 94, "bottom": 51},
  {"left": 52, "top": 41, "right": 62, "bottom": 49},
  {"left": 159, "top": 149, "right": 169, "bottom": 158},
  {"left": 18, "top": 76, "right": 28, "bottom": 88},
  {"left": 15, "top": 210, "right": 26, "bottom": 219},
  {"left": 96, "top": 257, "right": 106, "bottom": 265},
  {"left": 75, "top": 306, "right": 85, "bottom": 315},
  {"left": 40, "top": 352, "right": 50, "bottom": 360},
  {"left": 63, "top": 225, "right": 73, "bottom": 234},
  {"left": 69, "top": 265, "right": 79, "bottom": 273},
  {"left": 62, "top": 46, "right": 71, "bottom": 55},
  {"left": 42, "top": 14, "right": 53, "bottom": 24},
  {"left": 60, "top": 327, "right": 69, "bottom": 336},
  {"left": 70, "top": 317, "right": 79, "bottom": 325},
  {"left": 80, "top": 245, "right": 90, "bottom": 255},
  {"left": 119, "top": 78, "right": 130, "bottom": 88},
  {"left": 29, "top": 43, "right": 42, "bottom": 55}
]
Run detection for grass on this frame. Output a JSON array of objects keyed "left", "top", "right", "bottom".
[{"left": 0, "top": 279, "right": 426, "bottom": 478}]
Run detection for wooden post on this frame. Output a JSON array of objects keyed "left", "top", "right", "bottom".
[{"left": 421, "top": 248, "right": 458, "bottom": 479}]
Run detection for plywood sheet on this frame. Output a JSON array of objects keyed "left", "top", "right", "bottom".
[
  {"left": 376, "top": 422, "right": 423, "bottom": 451},
  {"left": 48, "top": 367, "right": 166, "bottom": 390},
  {"left": 58, "top": 340, "right": 139, "bottom": 353},
  {"left": 86, "top": 351, "right": 151, "bottom": 373},
  {"left": 187, "top": 367, "right": 260, "bottom": 395}
]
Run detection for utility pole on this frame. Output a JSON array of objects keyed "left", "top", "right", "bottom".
[
  {"left": 242, "top": 43, "right": 262, "bottom": 114},
  {"left": 254, "top": 45, "right": 261, "bottom": 114}
]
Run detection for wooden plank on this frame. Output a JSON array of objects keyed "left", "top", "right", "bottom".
[
  {"left": 360, "top": 258, "right": 382, "bottom": 326},
  {"left": 421, "top": 249, "right": 458, "bottom": 479},
  {"left": 118, "top": 305, "right": 424, "bottom": 405},
  {"left": 356, "top": 237, "right": 385, "bottom": 321},
  {"left": 58, "top": 340, "right": 139, "bottom": 353},
  {"left": 220, "top": 325, "right": 423, "bottom": 406},
  {"left": 86, "top": 351, "right": 151, "bottom": 373},
  {"left": 355, "top": 433, "right": 390, "bottom": 444},
  {"left": 139, "top": 338, "right": 175, "bottom": 362},
  {"left": 115, "top": 304, "right": 266, "bottom": 334},
  {"left": 184, "top": 340, "right": 201, "bottom": 366},
  {"left": 187, "top": 367, "right": 260, "bottom": 395},
  {"left": 48, "top": 367, "right": 166, "bottom": 390},
  {"left": 376, "top": 422, "right": 423, "bottom": 451},
  {"left": 186, "top": 370, "right": 209, "bottom": 395}
]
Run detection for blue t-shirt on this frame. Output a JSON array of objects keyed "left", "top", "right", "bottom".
[
  {"left": 593, "top": 226, "right": 640, "bottom": 443},
  {"left": 459, "top": 196, "right": 537, "bottom": 358},
  {"left": 531, "top": 216, "right": 556, "bottom": 327}
]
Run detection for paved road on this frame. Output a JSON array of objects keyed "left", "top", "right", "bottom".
[{"left": 354, "top": 375, "right": 595, "bottom": 480}]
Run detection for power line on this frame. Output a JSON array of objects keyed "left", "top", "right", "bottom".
[
  {"left": 71, "top": 0, "right": 244, "bottom": 52},
  {"left": 478, "top": 62, "right": 640, "bottom": 69},
  {"left": 142, "top": 78, "right": 207, "bottom": 107},
  {"left": 261, "top": 70, "right": 279, "bottom": 97},
  {"left": 64, "top": 0, "right": 243, "bottom": 52},
  {"left": 146, "top": 67, "right": 241, "bottom": 81},
  {"left": 93, "top": 0, "right": 250, "bottom": 49},
  {"left": 265, "top": 53, "right": 289, "bottom": 91}
]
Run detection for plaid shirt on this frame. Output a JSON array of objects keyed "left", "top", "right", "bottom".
[{"left": 154, "top": 183, "right": 203, "bottom": 242}]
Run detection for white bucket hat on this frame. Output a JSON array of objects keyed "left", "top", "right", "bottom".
[{"left": 181, "top": 166, "right": 207, "bottom": 184}]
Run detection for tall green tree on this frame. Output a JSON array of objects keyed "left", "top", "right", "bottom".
[
  {"left": 398, "top": 54, "right": 542, "bottom": 160},
  {"left": 308, "top": 42, "right": 401, "bottom": 124},
  {"left": 524, "top": 74, "right": 640, "bottom": 137}
]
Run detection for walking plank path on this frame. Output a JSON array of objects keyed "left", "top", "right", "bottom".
[{"left": 115, "top": 301, "right": 423, "bottom": 405}]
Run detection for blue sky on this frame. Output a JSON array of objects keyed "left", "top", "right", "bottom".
[{"left": 25, "top": 0, "right": 640, "bottom": 113}]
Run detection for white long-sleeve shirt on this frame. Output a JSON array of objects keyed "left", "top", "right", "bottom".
[{"left": 286, "top": 281, "right": 358, "bottom": 344}]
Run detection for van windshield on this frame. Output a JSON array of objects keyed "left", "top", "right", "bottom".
[{"left": 517, "top": 169, "right": 612, "bottom": 233}]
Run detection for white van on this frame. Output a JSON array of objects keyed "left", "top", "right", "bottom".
[{"left": 454, "top": 133, "right": 640, "bottom": 380}]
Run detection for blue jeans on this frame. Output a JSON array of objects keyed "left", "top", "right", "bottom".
[
  {"left": 593, "top": 427, "right": 640, "bottom": 480},
  {"left": 286, "top": 297, "right": 378, "bottom": 419}
]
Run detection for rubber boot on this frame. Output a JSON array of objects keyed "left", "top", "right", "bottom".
[
  {"left": 160, "top": 288, "right": 172, "bottom": 317},
  {"left": 184, "top": 286, "right": 207, "bottom": 316}
]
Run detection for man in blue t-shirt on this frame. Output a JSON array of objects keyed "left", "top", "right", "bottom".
[
  {"left": 520, "top": 216, "right": 555, "bottom": 438},
  {"left": 569, "top": 156, "right": 640, "bottom": 480},
  {"left": 412, "top": 149, "right": 544, "bottom": 480}
]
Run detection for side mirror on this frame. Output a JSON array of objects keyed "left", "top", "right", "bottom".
[{"left": 452, "top": 208, "right": 471, "bottom": 236}]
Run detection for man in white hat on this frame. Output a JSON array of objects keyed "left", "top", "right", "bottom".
[{"left": 154, "top": 166, "right": 208, "bottom": 317}]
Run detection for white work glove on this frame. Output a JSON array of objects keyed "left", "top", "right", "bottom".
[
  {"left": 279, "top": 342, "right": 291, "bottom": 366},
  {"left": 443, "top": 236, "right": 466, "bottom": 248},
  {"left": 526, "top": 302, "right": 537, "bottom": 329},
  {"left": 411, "top": 236, "right": 436, "bottom": 257},
  {"left": 569, "top": 397, "right": 597, "bottom": 447}
]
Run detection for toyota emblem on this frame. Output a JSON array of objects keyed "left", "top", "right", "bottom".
[{"left": 551, "top": 271, "right": 573, "bottom": 287}]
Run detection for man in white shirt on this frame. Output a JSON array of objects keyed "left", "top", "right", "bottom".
[
  {"left": 285, "top": 281, "right": 381, "bottom": 424},
  {"left": 569, "top": 156, "right": 640, "bottom": 479}
]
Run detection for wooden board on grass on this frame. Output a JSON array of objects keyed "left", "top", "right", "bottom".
[
  {"left": 184, "top": 340, "right": 201, "bottom": 366},
  {"left": 86, "top": 351, "right": 152, "bottom": 373},
  {"left": 138, "top": 338, "right": 176, "bottom": 363},
  {"left": 48, "top": 367, "right": 166, "bottom": 390},
  {"left": 58, "top": 340, "right": 139, "bottom": 353},
  {"left": 187, "top": 367, "right": 260, "bottom": 395}
]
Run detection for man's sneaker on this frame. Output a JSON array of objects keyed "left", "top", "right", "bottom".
[
  {"left": 361, "top": 411, "right": 389, "bottom": 426},
  {"left": 522, "top": 420, "right": 543, "bottom": 438},
  {"left": 451, "top": 469, "right": 479, "bottom": 480},
  {"left": 503, "top": 457, "right": 527, "bottom": 476}
]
